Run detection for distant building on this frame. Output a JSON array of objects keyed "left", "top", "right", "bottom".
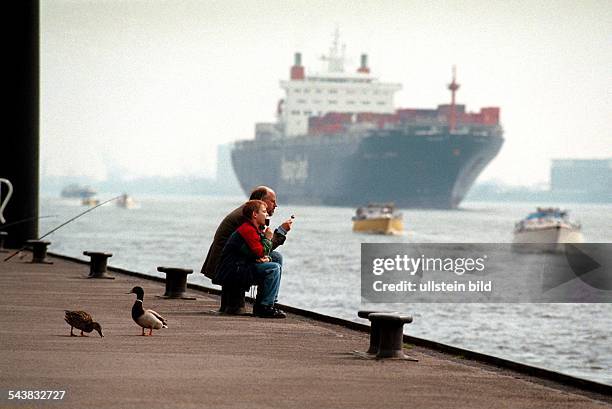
[{"left": 551, "top": 159, "right": 612, "bottom": 202}]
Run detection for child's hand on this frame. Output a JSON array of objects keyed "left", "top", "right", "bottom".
[
  {"left": 256, "top": 256, "right": 270, "bottom": 263},
  {"left": 264, "top": 227, "right": 273, "bottom": 239}
]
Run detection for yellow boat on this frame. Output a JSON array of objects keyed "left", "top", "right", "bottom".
[
  {"left": 352, "top": 203, "right": 404, "bottom": 235},
  {"left": 81, "top": 197, "right": 100, "bottom": 206}
]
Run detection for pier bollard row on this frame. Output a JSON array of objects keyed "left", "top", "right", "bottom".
[
  {"left": 26, "top": 240, "right": 52, "bottom": 264},
  {"left": 157, "top": 267, "right": 196, "bottom": 300},
  {"left": 83, "top": 251, "right": 114, "bottom": 279}
]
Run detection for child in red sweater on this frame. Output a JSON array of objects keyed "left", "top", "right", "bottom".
[{"left": 216, "top": 200, "right": 285, "bottom": 318}]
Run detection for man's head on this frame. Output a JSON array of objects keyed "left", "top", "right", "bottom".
[
  {"left": 249, "top": 186, "right": 277, "bottom": 216},
  {"left": 242, "top": 199, "right": 268, "bottom": 227}
]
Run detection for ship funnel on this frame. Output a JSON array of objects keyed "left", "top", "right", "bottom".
[
  {"left": 357, "top": 53, "right": 370, "bottom": 74},
  {"left": 290, "top": 52, "right": 305, "bottom": 80}
]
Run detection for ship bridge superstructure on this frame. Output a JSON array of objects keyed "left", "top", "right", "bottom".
[{"left": 277, "top": 33, "right": 402, "bottom": 137}]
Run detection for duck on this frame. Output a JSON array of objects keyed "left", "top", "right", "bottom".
[
  {"left": 128, "top": 286, "right": 167, "bottom": 336},
  {"left": 64, "top": 310, "right": 104, "bottom": 337}
]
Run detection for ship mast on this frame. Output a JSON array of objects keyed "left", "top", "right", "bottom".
[
  {"left": 320, "top": 27, "right": 346, "bottom": 73},
  {"left": 447, "top": 65, "right": 460, "bottom": 132}
]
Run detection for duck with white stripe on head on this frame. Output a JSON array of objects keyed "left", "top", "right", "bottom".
[{"left": 128, "top": 286, "right": 167, "bottom": 336}]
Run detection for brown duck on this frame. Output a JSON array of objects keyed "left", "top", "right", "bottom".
[{"left": 64, "top": 310, "right": 104, "bottom": 337}]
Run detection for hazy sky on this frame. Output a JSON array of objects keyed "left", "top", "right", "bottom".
[{"left": 41, "top": 0, "right": 611, "bottom": 186}]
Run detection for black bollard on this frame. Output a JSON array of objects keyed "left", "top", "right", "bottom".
[
  {"left": 219, "top": 286, "right": 247, "bottom": 315},
  {"left": 358, "top": 310, "right": 396, "bottom": 354},
  {"left": 83, "top": 251, "right": 114, "bottom": 279},
  {"left": 157, "top": 267, "right": 196, "bottom": 300},
  {"left": 368, "top": 313, "right": 416, "bottom": 360},
  {"left": 0, "top": 231, "right": 8, "bottom": 253},
  {"left": 26, "top": 239, "right": 52, "bottom": 264}
]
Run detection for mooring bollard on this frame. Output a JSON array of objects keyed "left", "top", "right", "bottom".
[
  {"left": 83, "top": 251, "right": 114, "bottom": 279},
  {"left": 368, "top": 313, "right": 414, "bottom": 359},
  {"left": 26, "top": 240, "right": 52, "bottom": 264},
  {"left": 157, "top": 267, "right": 195, "bottom": 300},
  {"left": 0, "top": 231, "right": 8, "bottom": 252},
  {"left": 358, "top": 310, "right": 397, "bottom": 354},
  {"left": 219, "top": 286, "right": 247, "bottom": 315}
]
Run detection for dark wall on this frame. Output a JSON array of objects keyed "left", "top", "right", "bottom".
[{"left": 1, "top": 1, "right": 39, "bottom": 248}]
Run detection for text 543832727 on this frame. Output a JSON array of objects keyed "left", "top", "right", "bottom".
[{"left": 7, "top": 390, "right": 66, "bottom": 400}]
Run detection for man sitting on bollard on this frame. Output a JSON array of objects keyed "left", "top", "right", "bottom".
[
  {"left": 201, "top": 186, "right": 292, "bottom": 312},
  {"left": 214, "top": 200, "right": 286, "bottom": 318}
]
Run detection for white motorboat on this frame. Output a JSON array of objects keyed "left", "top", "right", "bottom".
[{"left": 512, "top": 207, "right": 583, "bottom": 252}]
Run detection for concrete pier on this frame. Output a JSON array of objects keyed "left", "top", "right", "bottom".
[{"left": 1, "top": 253, "right": 610, "bottom": 409}]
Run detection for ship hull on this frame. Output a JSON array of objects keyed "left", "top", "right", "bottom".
[{"left": 231, "top": 128, "right": 503, "bottom": 209}]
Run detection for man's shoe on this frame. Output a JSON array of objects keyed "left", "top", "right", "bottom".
[
  {"left": 254, "top": 305, "right": 286, "bottom": 319},
  {"left": 252, "top": 303, "right": 263, "bottom": 316}
]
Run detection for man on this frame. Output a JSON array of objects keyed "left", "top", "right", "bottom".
[
  {"left": 214, "top": 200, "right": 285, "bottom": 318},
  {"left": 202, "top": 185, "right": 292, "bottom": 285}
]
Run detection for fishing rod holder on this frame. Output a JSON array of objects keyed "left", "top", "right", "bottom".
[
  {"left": 367, "top": 313, "right": 417, "bottom": 360},
  {"left": 0, "top": 231, "right": 7, "bottom": 253},
  {"left": 83, "top": 251, "right": 114, "bottom": 279},
  {"left": 26, "top": 240, "right": 52, "bottom": 264},
  {"left": 157, "top": 267, "right": 196, "bottom": 300}
]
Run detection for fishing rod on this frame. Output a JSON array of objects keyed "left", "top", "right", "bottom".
[
  {"left": 3, "top": 195, "right": 123, "bottom": 262},
  {"left": 0, "top": 215, "right": 58, "bottom": 230}
]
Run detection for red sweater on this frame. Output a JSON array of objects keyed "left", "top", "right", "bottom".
[{"left": 236, "top": 221, "right": 270, "bottom": 258}]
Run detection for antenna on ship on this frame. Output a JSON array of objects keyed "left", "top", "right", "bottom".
[
  {"left": 447, "top": 65, "right": 460, "bottom": 132},
  {"left": 321, "top": 27, "right": 345, "bottom": 73}
]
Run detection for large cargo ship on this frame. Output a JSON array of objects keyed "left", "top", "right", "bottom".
[{"left": 231, "top": 34, "right": 504, "bottom": 208}]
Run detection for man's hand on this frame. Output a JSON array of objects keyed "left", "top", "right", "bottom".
[
  {"left": 280, "top": 217, "right": 294, "bottom": 232},
  {"left": 264, "top": 227, "right": 273, "bottom": 239},
  {"left": 256, "top": 256, "right": 270, "bottom": 263}
]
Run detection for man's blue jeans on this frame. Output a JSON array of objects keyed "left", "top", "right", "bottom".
[
  {"left": 269, "top": 251, "right": 283, "bottom": 302},
  {"left": 253, "top": 261, "right": 281, "bottom": 306}
]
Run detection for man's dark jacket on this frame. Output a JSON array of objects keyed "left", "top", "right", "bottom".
[
  {"left": 212, "top": 223, "right": 269, "bottom": 288},
  {"left": 201, "top": 205, "right": 285, "bottom": 280}
]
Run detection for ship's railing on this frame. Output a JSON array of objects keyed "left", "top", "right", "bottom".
[{"left": 234, "top": 123, "right": 503, "bottom": 149}]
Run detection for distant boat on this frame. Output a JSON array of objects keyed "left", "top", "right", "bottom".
[
  {"left": 352, "top": 203, "right": 403, "bottom": 235},
  {"left": 81, "top": 197, "right": 100, "bottom": 206},
  {"left": 116, "top": 193, "right": 137, "bottom": 209},
  {"left": 61, "top": 184, "right": 96, "bottom": 199},
  {"left": 512, "top": 207, "right": 583, "bottom": 252}
]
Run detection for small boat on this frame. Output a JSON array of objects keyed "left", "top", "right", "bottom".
[
  {"left": 116, "top": 193, "right": 137, "bottom": 209},
  {"left": 352, "top": 203, "right": 403, "bottom": 235},
  {"left": 512, "top": 207, "right": 583, "bottom": 252},
  {"left": 81, "top": 197, "right": 100, "bottom": 206}
]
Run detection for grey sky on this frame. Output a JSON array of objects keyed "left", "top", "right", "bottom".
[{"left": 41, "top": 0, "right": 611, "bottom": 186}]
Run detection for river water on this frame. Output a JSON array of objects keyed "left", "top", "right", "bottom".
[{"left": 39, "top": 195, "right": 611, "bottom": 385}]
